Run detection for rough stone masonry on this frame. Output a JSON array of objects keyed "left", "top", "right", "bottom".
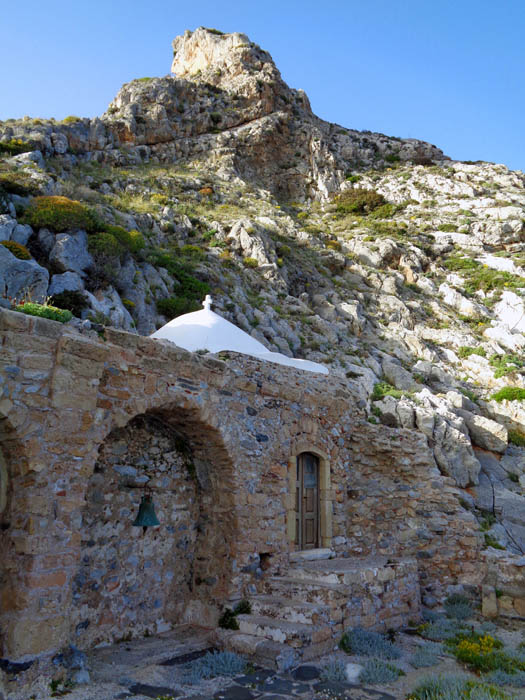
[{"left": 0, "top": 306, "right": 484, "bottom": 666}]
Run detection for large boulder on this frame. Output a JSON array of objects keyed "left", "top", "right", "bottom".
[
  {"left": 439, "top": 283, "right": 487, "bottom": 318},
  {"left": 49, "top": 230, "right": 93, "bottom": 276},
  {"left": 0, "top": 215, "right": 16, "bottom": 240},
  {"left": 382, "top": 359, "right": 420, "bottom": 392},
  {"left": 433, "top": 414, "right": 481, "bottom": 487},
  {"left": 455, "top": 408, "right": 508, "bottom": 454},
  {"left": 48, "top": 271, "right": 85, "bottom": 296},
  {"left": 0, "top": 244, "right": 49, "bottom": 302},
  {"left": 83, "top": 286, "right": 136, "bottom": 333}
]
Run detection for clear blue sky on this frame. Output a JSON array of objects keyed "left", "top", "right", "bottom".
[{"left": 2, "top": 0, "right": 524, "bottom": 171}]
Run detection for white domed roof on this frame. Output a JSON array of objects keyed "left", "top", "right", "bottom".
[{"left": 151, "top": 296, "right": 328, "bottom": 375}]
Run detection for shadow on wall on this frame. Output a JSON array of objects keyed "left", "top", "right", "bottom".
[{"left": 71, "top": 408, "right": 238, "bottom": 647}]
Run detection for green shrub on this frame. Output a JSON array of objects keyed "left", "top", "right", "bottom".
[
  {"left": 368, "top": 202, "right": 396, "bottom": 219},
  {"left": 0, "top": 138, "right": 33, "bottom": 156},
  {"left": 409, "top": 674, "right": 511, "bottom": 699},
  {"left": 184, "top": 651, "right": 246, "bottom": 685},
  {"left": 358, "top": 658, "right": 403, "bottom": 684},
  {"left": 218, "top": 609, "right": 239, "bottom": 630},
  {"left": 1, "top": 240, "right": 31, "bottom": 260},
  {"left": 458, "top": 346, "right": 486, "bottom": 359},
  {"left": 146, "top": 250, "right": 209, "bottom": 302},
  {"left": 489, "top": 353, "right": 524, "bottom": 378},
  {"left": 16, "top": 302, "right": 72, "bottom": 323},
  {"left": 438, "top": 223, "right": 458, "bottom": 232},
  {"left": 345, "top": 174, "right": 361, "bottom": 183},
  {"left": 104, "top": 225, "right": 145, "bottom": 254},
  {"left": 485, "top": 534, "right": 505, "bottom": 550},
  {"left": 180, "top": 244, "right": 205, "bottom": 260},
  {"left": 243, "top": 257, "right": 258, "bottom": 268},
  {"left": 508, "top": 430, "right": 525, "bottom": 447},
  {"left": 23, "top": 196, "right": 100, "bottom": 232},
  {"left": 156, "top": 297, "right": 200, "bottom": 318},
  {"left": 88, "top": 232, "right": 125, "bottom": 257},
  {"left": 61, "top": 115, "right": 81, "bottom": 124},
  {"left": 233, "top": 600, "right": 252, "bottom": 615},
  {"left": 490, "top": 387, "right": 525, "bottom": 402},
  {"left": 50, "top": 290, "right": 88, "bottom": 317},
  {"left": 334, "top": 188, "right": 386, "bottom": 215},
  {"left": 371, "top": 381, "right": 409, "bottom": 401},
  {"left": 447, "top": 632, "right": 519, "bottom": 674},
  {"left": 420, "top": 618, "right": 464, "bottom": 642}
]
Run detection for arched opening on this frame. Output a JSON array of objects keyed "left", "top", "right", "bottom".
[
  {"left": 287, "top": 446, "right": 332, "bottom": 551},
  {"left": 71, "top": 406, "right": 238, "bottom": 647}
]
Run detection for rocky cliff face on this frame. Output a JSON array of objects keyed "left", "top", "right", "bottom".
[{"left": 1, "top": 27, "right": 525, "bottom": 557}]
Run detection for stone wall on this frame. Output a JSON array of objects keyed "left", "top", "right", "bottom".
[
  {"left": 72, "top": 415, "right": 204, "bottom": 647},
  {"left": 0, "top": 308, "right": 484, "bottom": 662},
  {"left": 482, "top": 550, "right": 525, "bottom": 619}
]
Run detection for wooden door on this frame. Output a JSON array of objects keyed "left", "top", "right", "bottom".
[{"left": 295, "top": 452, "right": 319, "bottom": 550}]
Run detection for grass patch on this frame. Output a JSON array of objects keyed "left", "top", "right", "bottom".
[
  {"left": 508, "top": 430, "right": 525, "bottom": 447},
  {"left": 458, "top": 346, "right": 486, "bottom": 359},
  {"left": 0, "top": 138, "right": 34, "bottom": 156},
  {"left": 490, "top": 387, "right": 525, "bottom": 402},
  {"left": 15, "top": 302, "right": 72, "bottom": 323},
  {"left": 371, "top": 381, "right": 410, "bottom": 401},
  {"left": 1, "top": 240, "right": 31, "bottom": 260},
  {"left": 489, "top": 353, "right": 524, "bottom": 378}
]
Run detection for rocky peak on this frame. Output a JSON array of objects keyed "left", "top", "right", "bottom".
[{"left": 171, "top": 27, "right": 291, "bottom": 98}]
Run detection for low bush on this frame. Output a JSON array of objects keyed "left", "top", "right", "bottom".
[
  {"left": 1, "top": 240, "right": 31, "bottom": 260},
  {"left": 486, "top": 669, "right": 525, "bottom": 687},
  {"left": 358, "top": 658, "right": 403, "bottom": 684},
  {"left": 445, "top": 632, "right": 523, "bottom": 675},
  {"left": 50, "top": 290, "right": 88, "bottom": 317},
  {"left": 490, "top": 387, "right": 525, "bottom": 402},
  {"left": 334, "top": 188, "right": 386, "bottom": 216},
  {"left": 408, "top": 674, "right": 511, "bottom": 699},
  {"left": 146, "top": 250, "right": 209, "bottom": 303},
  {"left": 184, "top": 651, "right": 246, "bottom": 684},
  {"left": 339, "top": 627, "right": 401, "bottom": 659},
  {"left": 0, "top": 138, "right": 33, "bottom": 156},
  {"left": 419, "top": 618, "right": 464, "bottom": 642},
  {"left": 320, "top": 658, "right": 347, "bottom": 682},
  {"left": 15, "top": 302, "right": 73, "bottom": 323},
  {"left": 444, "top": 594, "right": 473, "bottom": 621},
  {"left": 243, "top": 257, "right": 258, "bottom": 268},
  {"left": 88, "top": 232, "right": 125, "bottom": 258},
  {"left": 180, "top": 244, "right": 205, "bottom": 260},
  {"left": 217, "top": 609, "right": 239, "bottom": 630},
  {"left": 104, "top": 225, "right": 145, "bottom": 254},
  {"left": 410, "top": 642, "right": 443, "bottom": 669},
  {"left": 23, "top": 196, "right": 100, "bottom": 233},
  {"left": 438, "top": 223, "right": 458, "bottom": 232},
  {"left": 156, "top": 297, "right": 201, "bottom": 318}
]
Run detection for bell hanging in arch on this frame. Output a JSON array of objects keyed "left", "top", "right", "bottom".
[{"left": 133, "top": 492, "right": 160, "bottom": 534}]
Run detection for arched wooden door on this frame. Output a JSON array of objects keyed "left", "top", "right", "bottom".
[{"left": 295, "top": 452, "right": 319, "bottom": 550}]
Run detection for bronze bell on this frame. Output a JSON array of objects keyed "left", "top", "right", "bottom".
[{"left": 132, "top": 493, "right": 160, "bottom": 533}]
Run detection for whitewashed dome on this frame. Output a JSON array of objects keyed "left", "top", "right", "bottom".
[{"left": 151, "top": 295, "right": 328, "bottom": 375}]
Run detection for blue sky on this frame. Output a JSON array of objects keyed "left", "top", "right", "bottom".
[{"left": 2, "top": 0, "right": 524, "bottom": 170}]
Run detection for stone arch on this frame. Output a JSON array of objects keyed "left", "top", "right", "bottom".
[
  {"left": 71, "top": 399, "right": 239, "bottom": 647},
  {"left": 287, "top": 443, "right": 333, "bottom": 550}
]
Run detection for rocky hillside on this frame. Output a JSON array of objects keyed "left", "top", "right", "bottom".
[{"left": 1, "top": 27, "right": 525, "bottom": 556}]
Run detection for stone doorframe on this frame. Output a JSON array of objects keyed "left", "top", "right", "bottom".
[{"left": 286, "top": 444, "right": 332, "bottom": 549}]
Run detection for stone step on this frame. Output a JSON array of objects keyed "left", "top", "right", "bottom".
[
  {"left": 215, "top": 629, "right": 298, "bottom": 672},
  {"left": 267, "top": 575, "right": 348, "bottom": 605},
  {"left": 250, "top": 594, "right": 332, "bottom": 625},
  {"left": 289, "top": 556, "right": 398, "bottom": 587},
  {"left": 236, "top": 614, "right": 331, "bottom": 648},
  {"left": 289, "top": 548, "right": 335, "bottom": 562}
]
